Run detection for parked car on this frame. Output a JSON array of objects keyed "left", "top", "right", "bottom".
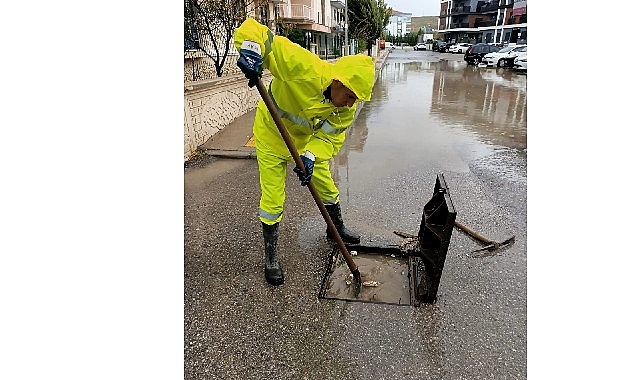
[
  {"left": 442, "top": 42, "right": 456, "bottom": 52},
  {"left": 481, "top": 44, "right": 527, "bottom": 67},
  {"left": 414, "top": 43, "right": 427, "bottom": 51},
  {"left": 513, "top": 53, "right": 527, "bottom": 72},
  {"left": 464, "top": 43, "right": 501, "bottom": 65},
  {"left": 448, "top": 43, "right": 471, "bottom": 54},
  {"left": 503, "top": 45, "right": 527, "bottom": 67},
  {"left": 432, "top": 40, "right": 446, "bottom": 51}
]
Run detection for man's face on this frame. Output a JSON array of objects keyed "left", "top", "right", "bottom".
[{"left": 330, "top": 80, "right": 359, "bottom": 108}]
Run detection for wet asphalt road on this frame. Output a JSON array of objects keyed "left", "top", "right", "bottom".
[{"left": 184, "top": 48, "right": 527, "bottom": 379}]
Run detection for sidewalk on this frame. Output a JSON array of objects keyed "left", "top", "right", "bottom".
[
  {"left": 201, "top": 49, "right": 391, "bottom": 159},
  {"left": 200, "top": 108, "right": 256, "bottom": 158}
]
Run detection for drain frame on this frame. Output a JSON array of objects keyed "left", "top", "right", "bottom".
[
  {"left": 318, "top": 174, "right": 457, "bottom": 306},
  {"left": 318, "top": 245, "right": 417, "bottom": 306}
]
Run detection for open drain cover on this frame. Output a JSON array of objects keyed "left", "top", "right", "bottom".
[
  {"left": 319, "top": 247, "right": 417, "bottom": 306},
  {"left": 318, "top": 174, "right": 457, "bottom": 306}
]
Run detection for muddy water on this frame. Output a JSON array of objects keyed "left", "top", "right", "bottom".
[{"left": 321, "top": 251, "right": 412, "bottom": 305}]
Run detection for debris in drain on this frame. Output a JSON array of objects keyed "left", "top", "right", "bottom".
[
  {"left": 350, "top": 250, "right": 358, "bottom": 256},
  {"left": 318, "top": 174, "right": 457, "bottom": 306}
]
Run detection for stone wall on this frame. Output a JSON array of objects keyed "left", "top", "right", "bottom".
[
  {"left": 184, "top": 51, "right": 242, "bottom": 83},
  {"left": 183, "top": 72, "right": 273, "bottom": 161}
]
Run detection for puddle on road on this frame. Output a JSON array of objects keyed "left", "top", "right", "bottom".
[
  {"left": 334, "top": 53, "right": 526, "bottom": 182},
  {"left": 321, "top": 50, "right": 527, "bottom": 243}
]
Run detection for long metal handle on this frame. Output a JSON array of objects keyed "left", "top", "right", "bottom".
[{"left": 254, "top": 79, "right": 360, "bottom": 278}]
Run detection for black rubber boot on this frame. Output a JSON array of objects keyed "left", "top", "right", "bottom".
[
  {"left": 262, "top": 222, "right": 284, "bottom": 286},
  {"left": 325, "top": 203, "right": 360, "bottom": 244}
]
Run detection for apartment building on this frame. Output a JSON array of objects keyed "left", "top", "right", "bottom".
[
  {"left": 275, "top": 0, "right": 349, "bottom": 57},
  {"left": 385, "top": 10, "right": 412, "bottom": 37},
  {"left": 438, "top": 0, "right": 526, "bottom": 44},
  {"left": 186, "top": 1, "right": 349, "bottom": 56}
]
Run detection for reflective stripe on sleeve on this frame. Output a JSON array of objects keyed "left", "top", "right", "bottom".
[
  {"left": 268, "top": 84, "right": 314, "bottom": 131},
  {"left": 319, "top": 120, "right": 347, "bottom": 135},
  {"left": 266, "top": 80, "right": 345, "bottom": 135},
  {"left": 265, "top": 29, "right": 273, "bottom": 56}
]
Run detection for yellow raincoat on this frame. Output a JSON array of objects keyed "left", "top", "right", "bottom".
[{"left": 234, "top": 18, "right": 375, "bottom": 225}]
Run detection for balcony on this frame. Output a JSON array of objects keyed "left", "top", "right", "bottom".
[
  {"left": 330, "top": 0, "right": 345, "bottom": 9},
  {"left": 474, "top": 20, "right": 496, "bottom": 27},
  {"left": 476, "top": 1, "right": 499, "bottom": 13},
  {"left": 450, "top": 6, "right": 471, "bottom": 15},
  {"left": 277, "top": 2, "right": 331, "bottom": 34},
  {"left": 450, "top": 22, "right": 470, "bottom": 28},
  {"left": 278, "top": 3, "right": 314, "bottom": 23},
  {"left": 507, "top": 14, "right": 526, "bottom": 25}
]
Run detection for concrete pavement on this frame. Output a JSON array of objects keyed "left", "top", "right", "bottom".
[{"left": 199, "top": 108, "right": 257, "bottom": 158}]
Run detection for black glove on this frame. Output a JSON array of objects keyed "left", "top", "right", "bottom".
[
  {"left": 293, "top": 151, "right": 315, "bottom": 186},
  {"left": 237, "top": 40, "right": 263, "bottom": 87}
]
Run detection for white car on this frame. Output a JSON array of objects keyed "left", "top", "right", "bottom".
[
  {"left": 481, "top": 44, "right": 527, "bottom": 67},
  {"left": 513, "top": 53, "right": 527, "bottom": 72},
  {"left": 414, "top": 43, "right": 427, "bottom": 51},
  {"left": 448, "top": 43, "right": 471, "bottom": 54}
]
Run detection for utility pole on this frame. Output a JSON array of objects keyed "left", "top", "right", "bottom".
[
  {"left": 273, "top": 0, "right": 279, "bottom": 35},
  {"left": 344, "top": 0, "right": 349, "bottom": 55}
]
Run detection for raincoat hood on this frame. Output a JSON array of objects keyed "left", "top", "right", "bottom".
[{"left": 332, "top": 54, "right": 375, "bottom": 102}]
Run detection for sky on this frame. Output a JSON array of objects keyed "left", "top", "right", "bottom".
[{"left": 384, "top": 0, "right": 441, "bottom": 16}]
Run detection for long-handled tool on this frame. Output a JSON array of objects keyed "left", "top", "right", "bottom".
[
  {"left": 394, "top": 220, "right": 514, "bottom": 255},
  {"left": 253, "top": 78, "right": 362, "bottom": 294},
  {"left": 454, "top": 220, "right": 515, "bottom": 254}
]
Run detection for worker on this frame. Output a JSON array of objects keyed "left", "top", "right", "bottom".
[{"left": 234, "top": 18, "right": 375, "bottom": 286}]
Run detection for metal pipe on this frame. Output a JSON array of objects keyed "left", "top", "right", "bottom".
[{"left": 345, "top": 0, "right": 349, "bottom": 55}]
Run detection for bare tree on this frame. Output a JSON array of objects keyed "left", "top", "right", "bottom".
[{"left": 185, "top": 0, "right": 269, "bottom": 78}]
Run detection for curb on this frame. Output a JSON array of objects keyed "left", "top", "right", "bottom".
[{"left": 205, "top": 149, "right": 257, "bottom": 159}]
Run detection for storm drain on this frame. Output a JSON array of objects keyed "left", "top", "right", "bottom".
[
  {"left": 319, "top": 246, "right": 415, "bottom": 306},
  {"left": 319, "top": 174, "right": 457, "bottom": 306}
]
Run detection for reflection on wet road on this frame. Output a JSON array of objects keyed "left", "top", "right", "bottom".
[
  {"left": 332, "top": 49, "right": 527, "bottom": 233},
  {"left": 337, "top": 51, "right": 526, "bottom": 182}
]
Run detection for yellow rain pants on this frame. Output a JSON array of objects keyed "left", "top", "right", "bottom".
[{"left": 234, "top": 18, "right": 375, "bottom": 225}]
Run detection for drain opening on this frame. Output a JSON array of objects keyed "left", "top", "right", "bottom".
[{"left": 318, "top": 174, "right": 457, "bottom": 306}]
